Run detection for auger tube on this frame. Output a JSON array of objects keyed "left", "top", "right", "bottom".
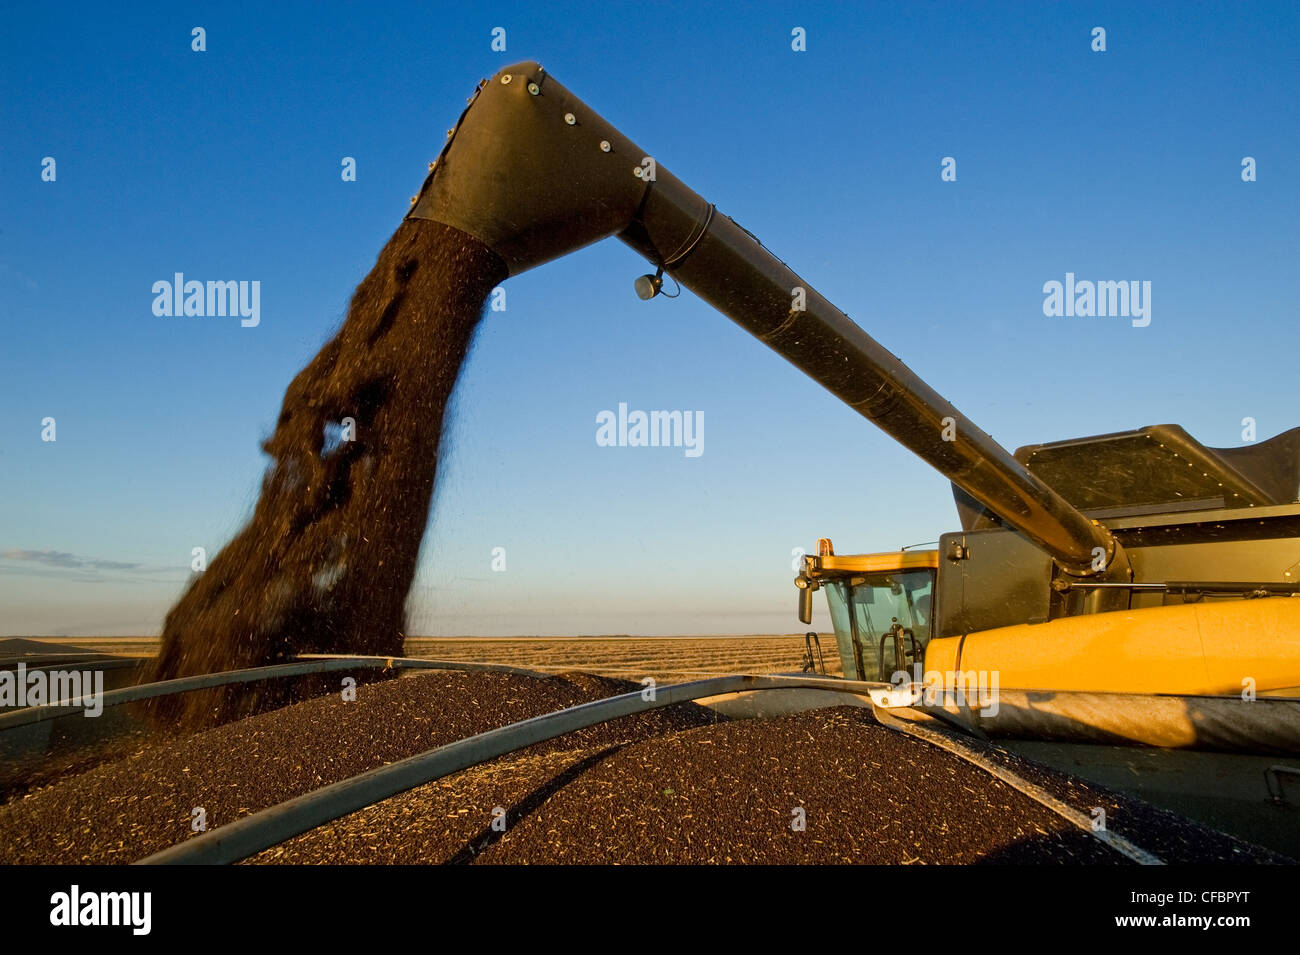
[{"left": 407, "top": 61, "right": 1122, "bottom": 577}]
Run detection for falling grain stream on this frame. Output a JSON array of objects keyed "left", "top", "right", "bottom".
[{"left": 149, "top": 221, "right": 505, "bottom": 726}]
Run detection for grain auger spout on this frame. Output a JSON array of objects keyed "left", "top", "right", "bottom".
[{"left": 407, "top": 60, "right": 1126, "bottom": 583}]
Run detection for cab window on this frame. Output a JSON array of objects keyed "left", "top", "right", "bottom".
[{"left": 824, "top": 568, "right": 935, "bottom": 681}]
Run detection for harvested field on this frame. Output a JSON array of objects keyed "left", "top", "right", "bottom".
[
  {"left": 39, "top": 634, "right": 844, "bottom": 679},
  {"left": 404, "top": 635, "right": 843, "bottom": 679}
]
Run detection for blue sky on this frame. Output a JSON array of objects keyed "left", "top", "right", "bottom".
[{"left": 2, "top": 1, "right": 1297, "bottom": 636}]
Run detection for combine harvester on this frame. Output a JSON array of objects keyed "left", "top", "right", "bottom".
[
  {"left": 6, "top": 61, "right": 1295, "bottom": 863},
  {"left": 401, "top": 61, "right": 1300, "bottom": 853}
]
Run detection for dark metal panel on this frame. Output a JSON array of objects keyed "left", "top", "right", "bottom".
[
  {"left": 1111, "top": 504, "right": 1300, "bottom": 548},
  {"left": 1015, "top": 424, "right": 1277, "bottom": 512},
  {"left": 1126, "top": 536, "right": 1300, "bottom": 609},
  {"left": 936, "top": 529, "right": 1054, "bottom": 638}
]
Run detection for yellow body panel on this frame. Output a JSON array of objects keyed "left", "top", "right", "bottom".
[
  {"left": 924, "top": 598, "right": 1300, "bottom": 696},
  {"left": 814, "top": 551, "right": 939, "bottom": 575}
]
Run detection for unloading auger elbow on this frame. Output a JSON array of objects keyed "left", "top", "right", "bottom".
[{"left": 406, "top": 61, "right": 701, "bottom": 274}]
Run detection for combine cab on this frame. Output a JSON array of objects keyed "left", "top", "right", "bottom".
[{"left": 799, "top": 546, "right": 939, "bottom": 684}]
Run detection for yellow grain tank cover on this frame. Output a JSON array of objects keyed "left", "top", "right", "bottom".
[
  {"left": 809, "top": 550, "right": 939, "bottom": 577},
  {"left": 924, "top": 597, "right": 1300, "bottom": 696}
]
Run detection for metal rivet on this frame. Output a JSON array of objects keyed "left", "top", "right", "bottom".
[
  {"left": 409, "top": 196, "right": 417, "bottom": 204},
  {"left": 600, "top": 140, "right": 611, "bottom": 152},
  {"left": 446, "top": 128, "right": 454, "bottom": 138},
  {"left": 564, "top": 113, "right": 576, "bottom": 125},
  {"left": 428, "top": 161, "right": 436, "bottom": 171},
  {"left": 527, "top": 82, "right": 540, "bottom": 95},
  {"left": 501, "top": 74, "right": 512, "bottom": 85}
]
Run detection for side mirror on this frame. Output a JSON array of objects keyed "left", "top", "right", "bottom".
[
  {"left": 795, "top": 575, "right": 816, "bottom": 625},
  {"left": 798, "top": 586, "right": 813, "bottom": 625}
]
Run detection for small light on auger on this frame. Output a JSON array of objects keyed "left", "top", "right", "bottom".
[{"left": 634, "top": 268, "right": 664, "bottom": 300}]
